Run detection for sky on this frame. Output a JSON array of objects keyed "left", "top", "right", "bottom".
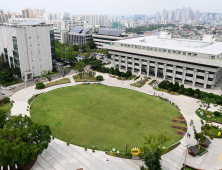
[{"left": 1, "top": 0, "right": 222, "bottom": 15}]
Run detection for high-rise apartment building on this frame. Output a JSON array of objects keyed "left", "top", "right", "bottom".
[
  {"left": 99, "top": 15, "right": 108, "bottom": 28},
  {"left": 156, "top": 11, "right": 160, "bottom": 20},
  {"left": 0, "top": 20, "right": 56, "bottom": 80},
  {"left": 0, "top": 10, "right": 13, "bottom": 23},
  {"left": 195, "top": 10, "right": 200, "bottom": 22}
]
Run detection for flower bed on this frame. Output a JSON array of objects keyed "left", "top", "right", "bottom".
[
  {"left": 28, "top": 93, "right": 43, "bottom": 105},
  {"left": 155, "top": 96, "right": 181, "bottom": 111},
  {"left": 73, "top": 74, "right": 97, "bottom": 82},
  {"left": 44, "top": 78, "right": 70, "bottom": 88},
  {"left": 149, "top": 79, "right": 156, "bottom": 85},
  {"left": 130, "top": 77, "right": 148, "bottom": 88}
]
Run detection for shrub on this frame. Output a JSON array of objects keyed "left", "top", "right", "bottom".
[
  {"left": 177, "top": 89, "right": 183, "bottom": 94},
  {"left": 36, "top": 82, "right": 45, "bottom": 89},
  {"left": 208, "top": 93, "right": 215, "bottom": 99},
  {"left": 216, "top": 99, "right": 221, "bottom": 104},
  {"left": 184, "top": 91, "right": 189, "bottom": 95},
  {"left": 214, "top": 111, "right": 221, "bottom": 117},
  {"left": 158, "top": 81, "right": 166, "bottom": 88},
  {"left": 126, "top": 71, "right": 132, "bottom": 78},
  {"left": 187, "top": 88, "right": 194, "bottom": 96},
  {"left": 194, "top": 94, "right": 199, "bottom": 98},
  {"left": 194, "top": 89, "right": 201, "bottom": 95},
  {"left": 2, "top": 97, "right": 10, "bottom": 103},
  {"left": 96, "top": 75, "right": 103, "bottom": 81},
  {"left": 173, "top": 82, "right": 179, "bottom": 91},
  {"left": 200, "top": 92, "right": 208, "bottom": 99},
  {"left": 180, "top": 84, "right": 184, "bottom": 89}
]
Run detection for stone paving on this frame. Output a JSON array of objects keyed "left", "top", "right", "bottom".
[{"left": 10, "top": 73, "right": 222, "bottom": 170}]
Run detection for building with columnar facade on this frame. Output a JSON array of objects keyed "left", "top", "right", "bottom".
[
  {"left": 0, "top": 20, "right": 56, "bottom": 80},
  {"left": 104, "top": 31, "right": 222, "bottom": 89}
]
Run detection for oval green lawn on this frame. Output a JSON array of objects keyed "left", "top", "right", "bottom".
[{"left": 31, "top": 85, "right": 182, "bottom": 152}]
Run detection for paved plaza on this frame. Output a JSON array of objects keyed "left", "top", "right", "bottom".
[{"left": 10, "top": 72, "right": 222, "bottom": 170}]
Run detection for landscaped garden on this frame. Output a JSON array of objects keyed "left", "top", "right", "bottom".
[
  {"left": 73, "top": 72, "right": 98, "bottom": 82},
  {"left": 196, "top": 108, "right": 222, "bottom": 124},
  {"left": 35, "top": 78, "right": 70, "bottom": 89},
  {"left": 30, "top": 85, "right": 183, "bottom": 152}
]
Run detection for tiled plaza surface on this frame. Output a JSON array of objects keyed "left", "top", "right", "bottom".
[{"left": 10, "top": 72, "right": 222, "bottom": 170}]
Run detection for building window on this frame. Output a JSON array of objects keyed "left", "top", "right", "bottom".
[
  {"left": 142, "top": 46, "right": 145, "bottom": 49},
  {"left": 39, "top": 51, "right": 40, "bottom": 54},
  {"left": 163, "top": 49, "right": 166, "bottom": 52},
  {"left": 30, "top": 44, "right": 32, "bottom": 47},
  {"left": 194, "top": 54, "right": 197, "bottom": 56},
  {"left": 150, "top": 48, "right": 153, "bottom": 50},
  {"left": 138, "top": 46, "right": 141, "bottom": 49},
  {"left": 159, "top": 49, "right": 162, "bottom": 52},
  {"left": 29, "top": 37, "right": 31, "bottom": 39},
  {"left": 121, "top": 44, "right": 123, "bottom": 46},
  {"left": 183, "top": 52, "right": 186, "bottom": 55},
  {"left": 31, "top": 52, "right": 33, "bottom": 55},
  {"left": 32, "top": 67, "right": 34, "bottom": 69},
  {"left": 154, "top": 48, "right": 157, "bottom": 51},
  {"left": 211, "top": 56, "right": 215, "bottom": 59},
  {"left": 39, "top": 58, "right": 41, "bottom": 61},
  {"left": 124, "top": 44, "right": 127, "bottom": 47},
  {"left": 40, "top": 65, "right": 42, "bottom": 68},
  {"left": 38, "top": 44, "right": 40, "bottom": 46},
  {"left": 188, "top": 53, "right": 191, "bottom": 56},
  {"left": 131, "top": 45, "right": 134, "bottom": 48},
  {"left": 146, "top": 47, "right": 149, "bottom": 50},
  {"left": 168, "top": 50, "right": 171, "bottom": 53},
  {"left": 37, "top": 36, "right": 39, "bottom": 39},
  {"left": 135, "top": 45, "right": 138, "bottom": 48},
  {"left": 32, "top": 60, "right": 33, "bottom": 62},
  {"left": 128, "top": 45, "right": 130, "bottom": 47},
  {"left": 173, "top": 51, "right": 176, "bottom": 53},
  {"left": 178, "top": 51, "right": 181, "bottom": 54}
]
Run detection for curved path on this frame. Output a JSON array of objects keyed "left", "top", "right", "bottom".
[{"left": 10, "top": 73, "right": 222, "bottom": 170}]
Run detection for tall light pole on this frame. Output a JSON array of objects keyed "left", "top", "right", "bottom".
[{"left": 183, "top": 144, "right": 190, "bottom": 170}]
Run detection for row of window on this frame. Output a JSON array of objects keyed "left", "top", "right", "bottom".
[
  {"left": 30, "top": 44, "right": 40, "bottom": 47},
  {"left": 32, "top": 65, "right": 42, "bottom": 69},
  {"left": 118, "top": 43, "right": 219, "bottom": 59}
]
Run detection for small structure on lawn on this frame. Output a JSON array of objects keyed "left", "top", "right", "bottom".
[
  {"left": 202, "top": 138, "right": 211, "bottom": 148},
  {"left": 188, "top": 146, "right": 199, "bottom": 157}
]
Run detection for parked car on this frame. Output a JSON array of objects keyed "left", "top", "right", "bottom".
[{"left": 7, "top": 86, "right": 15, "bottom": 90}]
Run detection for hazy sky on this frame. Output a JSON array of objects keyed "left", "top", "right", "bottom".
[{"left": 1, "top": 0, "right": 222, "bottom": 15}]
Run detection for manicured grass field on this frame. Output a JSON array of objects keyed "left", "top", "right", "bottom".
[{"left": 30, "top": 85, "right": 182, "bottom": 152}]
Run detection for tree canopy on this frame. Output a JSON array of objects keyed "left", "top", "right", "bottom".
[{"left": 0, "top": 114, "right": 51, "bottom": 166}]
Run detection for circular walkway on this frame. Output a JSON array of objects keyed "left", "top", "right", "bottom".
[{"left": 10, "top": 73, "right": 222, "bottom": 170}]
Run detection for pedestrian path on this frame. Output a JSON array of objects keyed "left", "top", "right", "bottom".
[{"left": 10, "top": 72, "right": 222, "bottom": 170}]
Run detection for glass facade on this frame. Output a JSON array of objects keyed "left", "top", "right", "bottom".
[
  {"left": 12, "top": 36, "right": 20, "bottom": 69},
  {"left": 50, "top": 30, "right": 57, "bottom": 71}
]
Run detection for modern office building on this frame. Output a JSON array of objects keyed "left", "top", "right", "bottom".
[
  {"left": 69, "top": 26, "right": 93, "bottom": 46},
  {"left": 104, "top": 31, "right": 222, "bottom": 89},
  {"left": 0, "top": 20, "right": 56, "bottom": 80},
  {"left": 54, "top": 28, "right": 69, "bottom": 44},
  {"left": 92, "top": 29, "right": 137, "bottom": 49}
]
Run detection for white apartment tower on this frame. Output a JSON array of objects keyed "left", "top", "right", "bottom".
[{"left": 0, "top": 20, "right": 56, "bottom": 80}]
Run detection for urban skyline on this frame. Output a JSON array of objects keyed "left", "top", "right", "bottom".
[{"left": 1, "top": 0, "right": 222, "bottom": 15}]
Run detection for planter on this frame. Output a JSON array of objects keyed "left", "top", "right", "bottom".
[
  {"left": 67, "top": 143, "right": 69, "bottom": 146},
  {"left": 92, "top": 149, "right": 95, "bottom": 153},
  {"left": 197, "top": 146, "right": 208, "bottom": 156},
  {"left": 52, "top": 136, "right": 54, "bottom": 140},
  {"left": 85, "top": 148, "right": 87, "bottom": 151}
]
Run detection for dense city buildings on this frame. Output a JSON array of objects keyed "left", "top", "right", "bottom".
[{"left": 0, "top": 20, "right": 56, "bottom": 80}]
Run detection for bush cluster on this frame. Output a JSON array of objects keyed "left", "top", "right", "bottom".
[
  {"left": 97, "top": 66, "right": 132, "bottom": 79},
  {"left": 2, "top": 97, "right": 10, "bottom": 104},
  {"left": 96, "top": 75, "right": 103, "bottom": 81},
  {"left": 158, "top": 80, "right": 222, "bottom": 104},
  {"left": 36, "top": 82, "right": 45, "bottom": 89}
]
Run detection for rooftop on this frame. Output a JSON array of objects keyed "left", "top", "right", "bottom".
[
  {"left": 115, "top": 36, "right": 222, "bottom": 55},
  {"left": 1, "top": 20, "right": 53, "bottom": 27}
]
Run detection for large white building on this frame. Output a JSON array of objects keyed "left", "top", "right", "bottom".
[
  {"left": 104, "top": 31, "right": 222, "bottom": 89},
  {"left": 0, "top": 20, "right": 56, "bottom": 80}
]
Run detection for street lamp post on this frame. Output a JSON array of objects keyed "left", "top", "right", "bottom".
[{"left": 183, "top": 144, "right": 190, "bottom": 170}]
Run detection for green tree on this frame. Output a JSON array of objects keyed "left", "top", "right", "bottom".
[
  {"left": 200, "top": 92, "right": 208, "bottom": 99},
  {"left": 109, "top": 67, "right": 114, "bottom": 75},
  {"left": 58, "top": 66, "right": 71, "bottom": 78},
  {"left": 114, "top": 68, "right": 119, "bottom": 76},
  {"left": 0, "top": 109, "right": 10, "bottom": 129},
  {"left": 89, "top": 60, "right": 102, "bottom": 69},
  {"left": 140, "top": 147, "right": 162, "bottom": 170},
  {"left": 194, "top": 89, "right": 201, "bottom": 95},
  {"left": 173, "top": 82, "right": 179, "bottom": 91},
  {"left": 96, "top": 75, "right": 103, "bottom": 81},
  {"left": 75, "top": 62, "right": 86, "bottom": 79},
  {"left": 197, "top": 97, "right": 217, "bottom": 114},
  {"left": 0, "top": 114, "right": 51, "bottom": 166}
]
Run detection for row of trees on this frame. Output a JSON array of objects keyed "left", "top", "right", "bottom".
[{"left": 158, "top": 80, "right": 222, "bottom": 104}]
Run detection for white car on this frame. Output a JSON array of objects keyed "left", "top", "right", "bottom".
[{"left": 7, "top": 86, "right": 15, "bottom": 90}]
